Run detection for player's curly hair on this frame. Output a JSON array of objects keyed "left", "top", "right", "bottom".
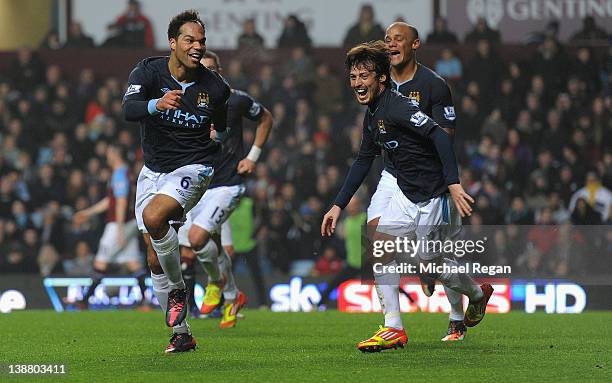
[
  {"left": 345, "top": 40, "right": 391, "bottom": 87},
  {"left": 167, "top": 10, "right": 205, "bottom": 40}
]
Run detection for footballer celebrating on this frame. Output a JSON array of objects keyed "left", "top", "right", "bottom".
[
  {"left": 321, "top": 41, "right": 493, "bottom": 352},
  {"left": 383, "top": 22, "right": 468, "bottom": 341},
  {"left": 178, "top": 50, "right": 273, "bottom": 328},
  {"left": 122, "top": 10, "right": 230, "bottom": 353}
]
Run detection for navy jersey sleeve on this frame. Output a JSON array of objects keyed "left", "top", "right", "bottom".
[
  {"left": 333, "top": 120, "right": 380, "bottom": 209},
  {"left": 122, "top": 62, "right": 156, "bottom": 122},
  {"left": 430, "top": 77, "right": 456, "bottom": 130},
  {"left": 232, "top": 90, "right": 265, "bottom": 122},
  {"left": 390, "top": 98, "right": 459, "bottom": 185},
  {"left": 211, "top": 73, "right": 231, "bottom": 133}
]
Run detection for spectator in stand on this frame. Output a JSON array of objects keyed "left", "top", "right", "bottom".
[
  {"left": 465, "top": 39, "right": 503, "bottom": 108},
  {"left": 569, "top": 172, "right": 612, "bottom": 222},
  {"left": 104, "top": 0, "right": 154, "bottom": 48},
  {"left": 277, "top": 14, "right": 312, "bottom": 50},
  {"left": 237, "top": 18, "right": 265, "bottom": 56},
  {"left": 6, "top": 46, "right": 45, "bottom": 92},
  {"left": 426, "top": 17, "right": 458, "bottom": 45},
  {"left": 40, "top": 30, "right": 62, "bottom": 50},
  {"left": 531, "top": 37, "right": 569, "bottom": 96},
  {"left": 63, "top": 240, "right": 94, "bottom": 276},
  {"left": 64, "top": 22, "right": 95, "bottom": 49},
  {"left": 465, "top": 17, "right": 500, "bottom": 44},
  {"left": 313, "top": 63, "right": 343, "bottom": 115},
  {"left": 435, "top": 48, "right": 462, "bottom": 82},
  {"left": 570, "top": 16, "right": 608, "bottom": 43},
  {"left": 527, "top": 20, "right": 560, "bottom": 45},
  {"left": 311, "top": 246, "right": 343, "bottom": 276},
  {"left": 342, "top": 4, "right": 385, "bottom": 47},
  {"left": 282, "top": 47, "right": 316, "bottom": 90},
  {"left": 506, "top": 196, "right": 534, "bottom": 225}
]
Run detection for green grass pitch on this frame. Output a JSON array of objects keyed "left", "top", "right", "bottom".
[{"left": 1, "top": 310, "right": 610, "bottom": 382}]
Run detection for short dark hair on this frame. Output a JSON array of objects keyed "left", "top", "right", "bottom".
[
  {"left": 107, "top": 143, "right": 126, "bottom": 160},
  {"left": 345, "top": 40, "right": 391, "bottom": 87},
  {"left": 167, "top": 10, "right": 204, "bottom": 40},
  {"left": 202, "top": 50, "right": 221, "bottom": 69}
]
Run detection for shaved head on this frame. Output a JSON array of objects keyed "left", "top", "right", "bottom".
[
  {"left": 385, "top": 22, "right": 420, "bottom": 77},
  {"left": 386, "top": 22, "right": 419, "bottom": 40}
]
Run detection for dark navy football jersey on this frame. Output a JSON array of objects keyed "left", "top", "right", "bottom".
[
  {"left": 210, "top": 89, "right": 264, "bottom": 188},
  {"left": 122, "top": 56, "right": 231, "bottom": 173},
  {"left": 360, "top": 88, "right": 459, "bottom": 203},
  {"left": 384, "top": 63, "right": 456, "bottom": 176}
]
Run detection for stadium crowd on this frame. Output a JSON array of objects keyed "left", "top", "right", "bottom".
[{"left": 0, "top": 12, "right": 611, "bottom": 283}]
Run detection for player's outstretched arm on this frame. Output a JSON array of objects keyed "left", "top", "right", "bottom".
[
  {"left": 429, "top": 127, "right": 473, "bottom": 217},
  {"left": 238, "top": 107, "right": 273, "bottom": 175},
  {"left": 392, "top": 100, "right": 473, "bottom": 217},
  {"left": 73, "top": 197, "right": 110, "bottom": 225}
]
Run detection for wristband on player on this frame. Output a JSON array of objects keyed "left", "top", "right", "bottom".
[
  {"left": 246, "top": 145, "right": 262, "bottom": 162},
  {"left": 147, "top": 99, "right": 162, "bottom": 115}
]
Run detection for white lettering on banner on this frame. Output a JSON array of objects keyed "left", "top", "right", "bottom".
[
  {"left": 525, "top": 283, "right": 556, "bottom": 313},
  {"left": 73, "top": 0, "right": 432, "bottom": 49},
  {"left": 0, "top": 290, "right": 26, "bottom": 313},
  {"left": 337, "top": 279, "right": 512, "bottom": 313},
  {"left": 270, "top": 277, "right": 321, "bottom": 312},
  {"left": 452, "top": 0, "right": 612, "bottom": 42},
  {"left": 556, "top": 284, "right": 587, "bottom": 313},
  {"left": 524, "top": 283, "right": 587, "bottom": 313},
  {"left": 468, "top": 0, "right": 612, "bottom": 26}
]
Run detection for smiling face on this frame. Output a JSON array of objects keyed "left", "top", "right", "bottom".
[
  {"left": 385, "top": 23, "right": 419, "bottom": 68},
  {"left": 349, "top": 63, "right": 385, "bottom": 105},
  {"left": 170, "top": 21, "right": 206, "bottom": 69}
]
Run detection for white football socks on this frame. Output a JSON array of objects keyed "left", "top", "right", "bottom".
[
  {"left": 194, "top": 240, "right": 221, "bottom": 283},
  {"left": 444, "top": 285, "right": 465, "bottom": 321},
  {"left": 218, "top": 249, "right": 238, "bottom": 302},
  {"left": 151, "top": 227, "right": 185, "bottom": 290},
  {"left": 374, "top": 260, "right": 403, "bottom": 329}
]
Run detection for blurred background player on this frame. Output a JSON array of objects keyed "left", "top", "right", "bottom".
[
  {"left": 73, "top": 144, "right": 146, "bottom": 309},
  {"left": 178, "top": 50, "right": 273, "bottom": 328},
  {"left": 385, "top": 22, "right": 468, "bottom": 341},
  {"left": 122, "top": 11, "right": 230, "bottom": 353}
]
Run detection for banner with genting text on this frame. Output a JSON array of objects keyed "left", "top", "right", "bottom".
[{"left": 442, "top": 0, "right": 612, "bottom": 42}]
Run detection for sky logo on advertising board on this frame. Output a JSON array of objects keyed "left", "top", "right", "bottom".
[{"left": 269, "top": 277, "right": 322, "bottom": 312}]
